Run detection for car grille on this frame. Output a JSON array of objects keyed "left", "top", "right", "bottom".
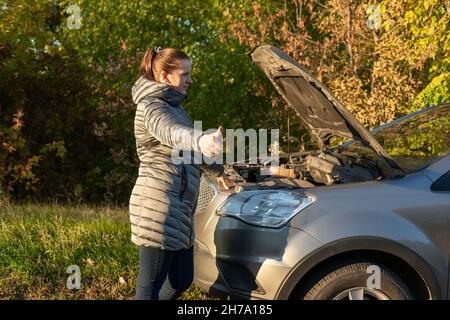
[{"left": 195, "top": 176, "right": 216, "bottom": 215}]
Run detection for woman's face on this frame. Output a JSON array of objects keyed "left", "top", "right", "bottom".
[{"left": 161, "top": 59, "right": 193, "bottom": 96}]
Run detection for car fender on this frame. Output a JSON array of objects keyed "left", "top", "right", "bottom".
[{"left": 276, "top": 236, "right": 444, "bottom": 299}]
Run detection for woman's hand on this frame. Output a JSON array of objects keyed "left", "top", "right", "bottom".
[
  {"left": 217, "top": 173, "right": 235, "bottom": 190},
  {"left": 198, "top": 127, "right": 223, "bottom": 158}
]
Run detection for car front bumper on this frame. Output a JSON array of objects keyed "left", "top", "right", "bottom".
[{"left": 194, "top": 214, "right": 323, "bottom": 300}]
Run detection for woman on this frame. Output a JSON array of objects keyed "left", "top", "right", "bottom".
[{"left": 130, "top": 47, "right": 233, "bottom": 300}]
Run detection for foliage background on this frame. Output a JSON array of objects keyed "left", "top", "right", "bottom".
[{"left": 1, "top": 0, "right": 449, "bottom": 204}]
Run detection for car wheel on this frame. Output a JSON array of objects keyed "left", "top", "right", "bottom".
[{"left": 295, "top": 260, "right": 414, "bottom": 300}]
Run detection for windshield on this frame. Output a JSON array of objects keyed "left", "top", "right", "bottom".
[{"left": 342, "top": 104, "right": 450, "bottom": 173}]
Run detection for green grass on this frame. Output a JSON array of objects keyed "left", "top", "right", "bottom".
[{"left": 0, "top": 202, "right": 212, "bottom": 300}]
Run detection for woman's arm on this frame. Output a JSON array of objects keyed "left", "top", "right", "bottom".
[{"left": 143, "top": 101, "right": 202, "bottom": 152}]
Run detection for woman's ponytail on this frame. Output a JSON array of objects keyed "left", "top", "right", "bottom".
[
  {"left": 140, "top": 48, "right": 156, "bottom": 80},
  {"left": 139, "top": 47, "right": 191, "bottom": 81}
]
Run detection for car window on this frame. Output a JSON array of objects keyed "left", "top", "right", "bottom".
[{"left": 343, "top": 104, "right": 450, "bottom": 173}]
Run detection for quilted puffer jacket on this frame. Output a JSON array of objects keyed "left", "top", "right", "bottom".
[{"left": 129, "top": 76, "right": 223, "bottom": 250}]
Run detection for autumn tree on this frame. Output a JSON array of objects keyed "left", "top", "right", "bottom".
[{"left": 224, "top": 0, "right": 449, "bottom": 128}]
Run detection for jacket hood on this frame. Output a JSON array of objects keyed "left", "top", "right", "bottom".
[
  {"left": 250, "top": 45, "right": 402, "bottom": 171},
  {"left": 132, "top": 76, "right": 186, "bottom": 106}
]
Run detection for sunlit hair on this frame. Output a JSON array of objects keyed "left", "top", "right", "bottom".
[{"left": 140, "top": 47, "right": 191, "bottom": 81}]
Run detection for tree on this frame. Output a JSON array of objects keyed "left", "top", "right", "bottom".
[
  {"left": 0, "top": 0, "right": 97, "bottom": 201},
  {"left": 223, "top": 0, "right": 449, "bottom": 129}
]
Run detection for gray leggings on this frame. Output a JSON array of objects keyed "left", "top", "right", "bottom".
[{"left": 135, "top": 246, "right": 194, "bottom": 300}]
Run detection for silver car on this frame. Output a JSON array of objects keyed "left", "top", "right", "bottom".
[{"left": 194, "top": 45, "right": 450, "bottom": 300}]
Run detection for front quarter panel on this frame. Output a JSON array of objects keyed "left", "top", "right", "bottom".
[{"left": 289, "top": 171, "right": 450, "bottom": 299}]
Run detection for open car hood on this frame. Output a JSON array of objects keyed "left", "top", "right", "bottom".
[{"left": 250, "top": 45, "right": 401, "bottom": 171}]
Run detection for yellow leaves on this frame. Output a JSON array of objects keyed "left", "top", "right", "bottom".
[
  {"left": 329, "top": 62, "right": 418, "bottom": 128},
  {"left": 40, "top": 141, "right": 67, "bottom": 159},
  {"left": 281, "top": 21, "right": 290, "bottom": 37},
  {"left": 24, "top": 156, "right": 41, "bottom": 175},
  {"left": 84, "top": 258, "right": 94, "bottom": 266},
  {"left": 252, "top": 2, "right": 261, "bottom": 17},
  {"left": 2, "top": 142, "right": 16, "bottom": 153},
  {"left": 405, "top": 10, "right": 417, "bottom": 25},
  {"left": 383, "top": 20, "right": 392, "bottom": 32},
  {"left": 12, "top": 109, "right": 24, "bottom": 130}
]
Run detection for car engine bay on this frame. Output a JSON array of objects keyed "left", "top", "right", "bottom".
[{"left": 223, "top": 148, "right": 385, "bottom": 191}]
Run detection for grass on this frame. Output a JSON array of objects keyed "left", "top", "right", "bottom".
[{"left": 0, "top": 202, "right": 212, "bottom": 300}]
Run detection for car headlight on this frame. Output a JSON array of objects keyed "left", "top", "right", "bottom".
[{"left": 216, "top": 190, "right": 315, "bottom": 228}]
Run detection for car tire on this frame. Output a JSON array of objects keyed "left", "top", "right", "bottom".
[{"left": 294, "top": 260, "right": 414, "bottom": 300}]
